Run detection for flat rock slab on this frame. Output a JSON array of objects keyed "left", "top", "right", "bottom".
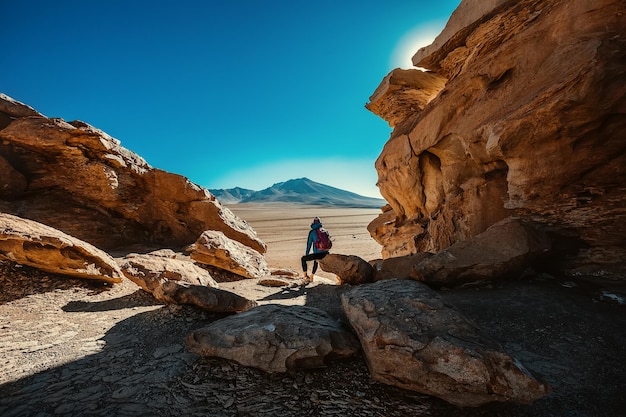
[
  {"left": 186, "top": 304, "right": 360, "bottom": 373},
  {"left": 154, "top": 280, "right": 257, "bottom": 313},
  {"left": 0, "top": 213, "right": 123, "bottom": 283},
  {"left": 341, "top": 279, "right": 549, "bottom": 407}
]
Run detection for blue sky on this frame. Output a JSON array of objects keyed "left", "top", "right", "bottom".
[{"left": 3, "top": 0, "right": 460, "bottom": 198}]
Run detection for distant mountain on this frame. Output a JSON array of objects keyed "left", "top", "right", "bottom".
[
  {"left": 210, "top": 178, "right": 386, "bottom": 208},
  {"left": 209, "top": 186, "right": 256, "bottom": 204}
]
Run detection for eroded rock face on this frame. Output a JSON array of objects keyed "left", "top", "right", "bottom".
[
  {"left": 0, "top": 93, "right": 266, "bottom": 253},
  {"left": 0, "top": 213, "right": 123, "bottom": 283},
  {"left": 190, "top": 231, "right": 269, "bottom": 279},
  {"left": 341, "top": 279, "right": 549, "bottom": 407},
  {"left": 367, "top": 0, "right": 626, "bottom": 280},
  {"left": 186, "top": 304, "right": 361, "bottom": 373}
]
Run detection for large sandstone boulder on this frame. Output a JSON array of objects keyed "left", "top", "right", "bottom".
[
  {"left": 414, "top": 217, "right": 551, "bottom": 288},
  {"left": 341, "top": 279, "right": 549, "bottom": 407},
  {"left": 0, "top": 93, "right": 265, "bottom": 253},
  {"left": 118, "top": 250, "right": 219, "bottom": 292},
  {"left": 154, "top": 281, "right": 257, "bottom": 313},
  {"left": 190, "top": 230, "right": 269, "bottom": 279},
  {"left": 186, "top": 304, "right": 361, "bottom": 373},
  {"left": 0, "top": 213, "right": 123, "bottom": 283},
  {"left": 367, "top": 0, "right": 626, "bottom": 280},
  {"left": 318, "top": 253, "right": 375, "bottom": 285}
]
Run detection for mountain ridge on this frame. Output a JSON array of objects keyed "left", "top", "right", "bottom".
[{"left": 210, "top": 178, "right": 385, "bottom": 208}]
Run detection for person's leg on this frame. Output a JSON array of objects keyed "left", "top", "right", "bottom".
[
  {"left": 301, "top": 255, "right": 308, "bottom": 274},
  {"left": 311, "top": 252, "right": 327, "bottom": 274}
]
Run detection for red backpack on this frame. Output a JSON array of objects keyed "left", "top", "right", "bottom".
[{"left": 314, "top": 228, "right": 332, "bottom": 251}]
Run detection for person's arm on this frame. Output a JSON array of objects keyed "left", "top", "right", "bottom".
[{"left": 305, "top": 230, "right": 314, "bottom": 254}]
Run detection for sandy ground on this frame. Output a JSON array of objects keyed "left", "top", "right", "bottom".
[{"left": 228, "top": 203, "right": 384, "bottom": 279}]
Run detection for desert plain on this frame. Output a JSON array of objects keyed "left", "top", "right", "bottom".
[{"left": 228, "top": 203, "right": 383, "bottom": 279}]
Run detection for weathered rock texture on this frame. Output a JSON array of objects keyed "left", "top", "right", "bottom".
[
  {"left": 0, "top": 93, "right": 265, "bottom": 253},
  {"left": 119, "top": 251, "right": 218, "bottom": 292},
  {"left": 0, "top": 213, "right": 123, "bottom": 283},
  {"left": 186, "top": 304, "right": 361, "bottom": 373},
  {"left": 367, "top": 0, "right": 626, "bottom": 280},
  {"left": 341, "top": 279, "right": 549, "bottom": 407},
  {"left": 318, "top": 253, "right": 375, "bottom": 285},
  {"left": 190, "top": 231, "right": 269, "bottom": 279}
]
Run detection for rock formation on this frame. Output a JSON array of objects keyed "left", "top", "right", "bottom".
[
  {"left": 341, "top": 279, "right": 549, "bottom": 407},
  {"left": 119, "top": 250, "right": 219, "bottom": 292},
  {"left": 186, "top": 304, "right": 361, "bottom": 373},
  {"left": 366, "top": 0, "right": 626, "bottom": 280},
  {"left": 414, "top": 217, "right": 551, "bottom": 288},
  {"left": 318, "top": 253, "right": 375, "bottom": 285},
  {"left": 0, "top": 213, "right": 123, "bottom": 283},
  {"left": 190, "top": 230, "right": 269, "bottom": 279},
  {"left": 371, "top": 252, "right": 433, "bottom": 281},
  {"left": 0, "top": 93, "right": 265, "bottom": 253}
]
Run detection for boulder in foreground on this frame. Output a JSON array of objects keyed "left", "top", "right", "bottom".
[
  {"left": 186, "top": 304, "right": 360, "bottom": 373},
  {"left": 0, "top": 213, "right": 123, "bottom": 284},
  {"left": 341, "top": 279, "right": 549, "bottom": 407}
]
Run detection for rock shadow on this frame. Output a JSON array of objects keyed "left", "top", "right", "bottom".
[
  {"left": 0, "top": 261, "right": 113, "bottom": 304},
  {"left": 62, "top": 289, "right": 163, "bottom": 312}
]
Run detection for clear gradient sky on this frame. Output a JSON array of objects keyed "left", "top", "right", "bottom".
[{"left": 3, "top": 0, "right": 460, "bottom": 198}]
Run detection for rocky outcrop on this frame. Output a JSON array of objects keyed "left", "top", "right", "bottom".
[
  {"left": 341, "top": 279, "right": 549, "bottom": 407},
  {"left": 0, "top": 213, "right": 123, "bottom": 283},
  {"left": 186, "top": 304, "right": 361, "bottom": 373},
  {"left": 318, "top": 253, "right": 375, "bottom": 285},
  {"left": 414, "top": 217, "right": 551, "bottom": 288},
  {"left": 118, "top": 250, "right": 218, "bottom": 292},
  {"left": 366, "top": 0, "right": 626, "bottom": 280},
  {"left": 0, "top": 93, "right": 265, "bottom": 253},
  {"left": 190, "top": 231, "right": 269, "bottom": 279}
]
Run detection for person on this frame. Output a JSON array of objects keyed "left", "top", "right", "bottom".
[{"left": 301, "top": 217, "right": 329, "bottom": 283}]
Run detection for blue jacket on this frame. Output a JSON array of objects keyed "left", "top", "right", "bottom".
[{"left": 306, "top": 222, "right": 326, "bottom": 254}]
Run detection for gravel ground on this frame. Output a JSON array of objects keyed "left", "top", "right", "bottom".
[{"left": 1, "top": 261, "right": 625, "bottom": 416}]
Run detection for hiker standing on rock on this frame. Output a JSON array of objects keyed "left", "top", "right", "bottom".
[{"left": 301, "top": 217, "right": 332, "bottom": 284}]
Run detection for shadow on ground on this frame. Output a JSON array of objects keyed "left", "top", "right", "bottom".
[{"left": 1, "top": 274, "right": 625, "bottom": 416}]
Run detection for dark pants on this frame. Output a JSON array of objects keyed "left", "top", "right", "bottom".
[{"left": 301, "top": 252, "right": 327, "bottom": 274}]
